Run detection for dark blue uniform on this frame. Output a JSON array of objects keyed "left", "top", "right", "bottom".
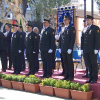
[
  {"left": 40, "top": 26, "right": 55, "bottom": 77},
  {"left": 59, "top": 25, "right": 76, "bottom": 80},
  {"left": 81, "top": 24, "right": 100, "bottom": 82},
  {"left": 26, "top": 31, "right": 39, "bottom": 75},
  {"left": 20, "top": 31, "right": 26, "bottom": 71},
  {"left": 4, "top": 31, "right": 12, "bottom": 69},
  {"left": 11, "top": 31, "right": 22, "bottom": 74},
  {"left": 0, "top": 32, "right": 6, "bottom": 71}
]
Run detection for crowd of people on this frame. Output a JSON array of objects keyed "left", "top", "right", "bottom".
[{"left": 0, "top": 14, "right": 99, "bottom": 84}]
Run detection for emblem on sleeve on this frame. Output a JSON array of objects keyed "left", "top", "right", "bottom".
[{"left": 97, "top": 30, "right": 99, "bottom": 33}]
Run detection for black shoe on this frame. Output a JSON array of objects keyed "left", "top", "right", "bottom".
[
  {"left": 16, "top": 72, "right": 20, "bottom": 74},
  {"left": 35, "top": 70, "right": 39, "bottom": 73},
  {"left": 8, "top": 68, "right": 11, "bottom": 70},
  {"left": 85, "top": 78, "right": 92, "bottom": 83},
  {"left": 21, "top": 69, "right": 25, "bottom": 71},
  {"left": 40, "top": 75, "right": 46, "bottom": 78},
  {"left": 67, "top": 78, "right": 74, "bottom": 81},
  {"left": 90, "top": 80, "right": 97, "bottom": 84},
  {"left": 59, "top": 72, "right": 64, "bottom": 76},
  {"left": 82, "top": 74, "right": 89, "bottom": 78},
  {"left": 26, "top": 73, "right": 31, "bottom": 76},
  {"left": 11, "top": 72, "right": 16, "bottom": 74},
  {"left": 61, "top": 77, "right": 68, "bottom": 80},
  {"left": 45, "top": 76, "right": 52, "bottom": 78}
]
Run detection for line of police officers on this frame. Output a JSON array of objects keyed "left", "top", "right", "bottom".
[{"left": 0, "top": 15, "right": 99, "bottom": 83}]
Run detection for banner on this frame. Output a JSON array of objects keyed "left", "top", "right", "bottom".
[{"left": 57, "top": 6, "right": 75, "bottom": 34}]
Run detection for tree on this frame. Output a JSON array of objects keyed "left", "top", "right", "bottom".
[{"left": 28, "top": 0, "right": 71, "bottom": 21}]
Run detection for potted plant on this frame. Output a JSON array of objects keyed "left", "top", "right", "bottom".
[
  {"left": 54, "top": 79, "right": 71, "bottom": 99},
  {"left": 40, "top": 78, "right": 57, "bottom": 96},
  {"left": 24, "top": 75, "right": 41, "bottom": 93},
  {"left": 11, "top": 75, "right": 26, "bottom": 90},
  {"left": 1, "top": 74, "right": 12, "bottom": 88},
  {"left": 0, "top": 73, "right": 2, "bottom": 86},
  {"left": 70, "top": 82, "right": 93, "bottom": 100}
]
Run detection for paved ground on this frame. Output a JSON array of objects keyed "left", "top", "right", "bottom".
[{"left": 0, "top": 86, "right": 72, "bottom": 100}]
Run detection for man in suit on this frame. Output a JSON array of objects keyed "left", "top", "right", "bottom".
[
  {"left": 26, "top": 24, "right": 39, "bottom": 75},
  {"left": 18, "top": 25, "right": 26, "bottom": 71},
  {"left": 33, "top": 27, "right": 40, "bottom": 72},
  {"left": 4, "top": 24, "right": 12, "bottom": 70},
  {"left": 11, "top": 24, "right": 22, "bottom": 74},
  {"left": 40, "top": 19, "right": 55, "bottom": 78},
  {"left": 59, "top": 16, "right": 76, "bottom": 81},
  {"left": 55, "top": 22, "right": 65, "bottom": 75},
  {"left": 81, "top": 15, "right": 100, "bottom": 83},
  {"left": 0, "top": 32, "right": 6, "bottom": 72}
]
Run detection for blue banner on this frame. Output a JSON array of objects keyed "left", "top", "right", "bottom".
[{"left": 57, "top": 6, "right": 75, "bottom": 34}]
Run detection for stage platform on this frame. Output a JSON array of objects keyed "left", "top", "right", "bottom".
[{"left": 0, "top": 68, "right": 100, "bottom": 100}]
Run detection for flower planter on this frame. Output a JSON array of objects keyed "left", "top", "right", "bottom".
[
  {"left": 11, "top": 81, "right": 24, "bottom": 91},
  {"left": 1, "top": 79, "right": 12, "bottom": 88},
  {"left": 70, "top": 90, "right": 93, "bottom": 100},
  {"left": 54, "top": 87, "right": 71, "bottom": 99},
  {"left": 40, "top": 85, "right": 54, "bottom": 96},
  {"left": 24, "top": 83, "right": 40, "bottom": 93}
]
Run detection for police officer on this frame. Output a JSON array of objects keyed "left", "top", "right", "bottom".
[
  {"left": 40, "top": 19, "right": 55, "bottom": 78},
  {"left": 11, "top": 24, "right": 22, "bottom": 74},
  {"left": 26, "top": 24, "right": 39, "bottom": 75},
  {"left": 81, "top": 15, "right": 100, "bottom": 83},
  {"left": 59, "top": 16, "right": 76, "bottom": 81},
  {"left": 4, "top": 24, "right": 12, "bottom": 70},
  {"left": 0, "top": 31, "right": 6, "bottom": 72},
  {"left": 18, "top": 25, "right": 26, "bottom": 71},
  {"left": 33, "top": 27, "right": 40, "bottom": 72},
  {"left": 81, "top": 19, "right": 89, "bottom": 78}
]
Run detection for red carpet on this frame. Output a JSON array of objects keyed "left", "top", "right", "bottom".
[{"left": 0, "top": 68, "right": 100, "bottom": 100}]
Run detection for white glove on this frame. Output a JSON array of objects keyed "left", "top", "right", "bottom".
[
  {"left": 18, "top": 50, "right": 21, "bottom": 53},
  {"left": 94, "top": 50, "right": 98, "bottom": 54},
  {"left": 48, "top": 49, "right": 53, "bottom": 53},
  {"left": 55, "top": 35, "right": 59, "bottom": 40},
  {"left": 67, "top": 49, "right": 72, "bottom": 54},
  {"left": 39, "top": 49, "right": 41, "bottom": 53},
  {"left": 59, "top": 48, "right": 61, "bottom": 54},
  {"left": 81, "top": 50, "right": 83, "bottom": 54},
  {"left": 33, "top": 51, "right": 36, "bottom": 53}
]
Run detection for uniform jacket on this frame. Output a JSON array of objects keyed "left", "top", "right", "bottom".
[
  {"left": 59, "top": 25, "right": 76, "bottom": 52},
  {"left": 81, "top": 24, "right": 100, "bottom": 53},
  {"left": 40, "top": 26, "right": 55, "bottom": 51},
  {"left": 11, "top": 31, "right": 23, "bottom": 52}
]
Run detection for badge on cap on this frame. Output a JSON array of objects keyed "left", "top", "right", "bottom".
[{"left": 97, "top": 30, "right": 99, "bottom": 33}]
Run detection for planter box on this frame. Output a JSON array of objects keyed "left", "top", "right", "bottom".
[
  {"left": 40, "top": 85, "right": 54, "bottom": 96},
  {"left": 70, "top": 90, "right": 93, "bottom": 100},
  {"left": 1, "top": 79, "right": 12, "bottom": 88},
  {"left": 24, "top": 83, "right": 40, "bottom": 93},
  {"left": 54, "top": 87, "right": 71, "bottom": 99},
  {"left": 12, "top": 81, "right": 24, "bottom": 91},
  {"left": 0, "top": 79, "right": 2, "bottom": 86}
]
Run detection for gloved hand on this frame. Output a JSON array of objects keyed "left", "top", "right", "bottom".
[
  {"left": 18, "top": 50, "right": 21, "bottom": 53},
  {"left": 55, "top": 35, "right": 59, "bottom": 40},
  {"left": 67, "top": 49, "right": 72, "bottom": 54},
  {"left": 48, "top": 49, "right": 53, "bottom": 53},
  {"left": 33, "top": 51, "right": 36, "bottom": 53},
  {"left": 59, "top": 48, "right": 61, "bottom": 54},
  {"left": 94, "top": 50, "right": 98, "bottom": 54},
  {"left": 78, "top": 50, "right": 83, "bottom": 56},
  {"left": 81, "top": 50, "right": 83, "bottom": 54},
  {"left": 39, "top": 49, "right": 41, "bottom": 53}
]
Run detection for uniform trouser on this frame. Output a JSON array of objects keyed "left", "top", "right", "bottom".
[
  {"left": 60, "top": 54, "right": 64, "bottom": 74},
  {"left": 41, "top": 51, "right": 52, "bottom": 77},
  {"left": 26, "top": 53, "right": 35, "bottom": 74},
  {"left": 11, "top": 52, "right": 21, "bottom": 73},
  {"left": 83, "top": 53, "right": 98, "bottom": 81},
  {"left": 34, "top": 52, "right": 39, "bottom": 72},
  {"left": 52, "top": 50, "right": 55, "bottom": 69},
  {"left": 0, "top": 50, "right": 6, "bottom": 70},
  {"left": 6, "top": 48, "right": 12, "bottom": 69},
  {"left": 61, "top": 52, "right": 74, "bottom": 79},
  {"left": 21, "top": 50, "right": 25, "bottom": 70}
]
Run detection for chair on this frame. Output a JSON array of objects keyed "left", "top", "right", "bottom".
[{"left": 73, "top": 50, "right": 83, "bottom": 74}]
